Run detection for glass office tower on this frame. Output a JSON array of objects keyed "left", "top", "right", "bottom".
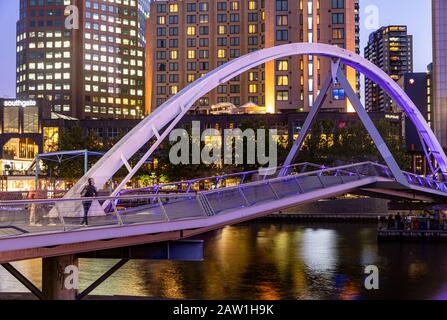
[{"left": 16, "top": 0, "right": 149, "bottom": 120}]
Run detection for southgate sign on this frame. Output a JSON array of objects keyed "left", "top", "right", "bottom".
[{"left": 2, "top": 100, "right": 37, "bottom": 108}]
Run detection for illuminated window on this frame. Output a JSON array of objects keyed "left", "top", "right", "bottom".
[
  {"left": 187, "top": 26, "right": 196, "bottom": 36},
  {"left": 249, "top": 84, "right": 258, "bottom": 93},
  {"left": 218, "top": 25, "right": 226, "bottom": 35},
  {"left": 3, "top": 107, "right": 19, "bottom": 133},
  {"left": 187, "top": 74, "right": 195, "bottom": 82},
  {"left": 44, "top": 127, "right": 59, "bottom": 153},
  {"left": 248, "top": 24, "right": 257, "bottom": 34},
  {"left": 23, "top": 107, "right": 39, "bottom": 133},
  {"left": 218, "top": 49, "right": 226, "bottom": 58},
  {"left": 277, "top": 90, "right": 289, "bottom": 101},
  {"left": 171, "top": 86, "right": 179, "bottom": 95},
  {"left": 249, "top": 72, "right": 258, "bottom": 81},
  {"left": 332, "top": 28, "right": 344, "bottom": 40},
  {"left": 249, "top": 1, "right": 257, "bottom": 10},
  {"left": 188, "top": 50, "right": 196, "bottom": 59},
  {"left": 277, "top": 75, "right": 289, "bottom": 86},
  {"left": 277, "top": 60, "right": 289, "bottom": 71}
]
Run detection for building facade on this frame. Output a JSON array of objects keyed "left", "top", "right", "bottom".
[
  {"left": 397, "top": 71, "right": 432, "bottom": 175},
  {"left": 0, "top": 99, "right": 47, "bottom": 191},
  {"left": 364, "top": 26, "right": 413, "bottom": 112},
  {"left": 0, "top": 103, "right": 403, "bottom": 191},
  {"left": 432, "top": 0, "right": 447, "bottom": 148},
  {"left": 146, "top": 0, "right": 360, "bottom": 114},
  {"left": 43, "top": 111, "right": 401, "bottom": 150},
  {"left": 16, "top": 0, "right": 149, "bottom": 120}
]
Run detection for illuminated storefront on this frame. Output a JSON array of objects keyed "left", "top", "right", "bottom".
[{"left": 0, "top": 99, "right": 44, "bottom": 191}]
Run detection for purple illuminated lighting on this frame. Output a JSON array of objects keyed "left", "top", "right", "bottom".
[{"left": 66, "top": 44, "right": 447, "bottom": 200}]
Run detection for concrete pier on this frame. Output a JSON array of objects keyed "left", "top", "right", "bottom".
[{"left": 42, "top": 255, "right": 78, "bottom": 300}]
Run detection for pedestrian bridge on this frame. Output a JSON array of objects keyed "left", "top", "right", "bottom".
[
  {"left": 3, "top": 42, "right": 447, "bottom": 300},
  {"left": 3, "top": 42, "right": 447, "bottom": 264},
  {"left": 0, "top": 161, "right": 446, "bottom": 263}
]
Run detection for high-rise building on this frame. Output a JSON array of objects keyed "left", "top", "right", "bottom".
[
  {"left": 364, "top": 26, "right": 413, "bottom": 113},
  {"left": 138, "top": 0, "right": 151, "bottom": 47},
  {"left": 397, "top": 70, "right": 432, "bottom": 175},
  {"left": 432, "top": 0, "right": 447, "bottom": 148},
  {"left": 146, "top": 0, "right": 359, "bottom": 114},
  {"left": 16, "top": 0, "right": 149, "bottom": 120}
]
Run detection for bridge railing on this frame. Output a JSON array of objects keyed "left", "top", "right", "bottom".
[
  {"left": 120, "top": 162, "right": 323, "bottom": 195},
  {"left": 1, "top": 162, "right": 445, "bottom": 238},
  {"left": 0, "top": 162, "right": 376, "bottom": 237},
  {"left": 0, "top": 193, "right": 209, "bottom": 237},
  {"left": 324, "top": 162, "right": 447, "bottom": 194},
  {"left": 402, "top": 171, "right": 447, "bottom": 193},
  {"left": 200, "top": 161, "right": 391, "bottom": 216}
]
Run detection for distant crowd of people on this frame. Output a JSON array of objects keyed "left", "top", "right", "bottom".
[{"left": 379, "top": 211, "right": 447, "bottom": 231}]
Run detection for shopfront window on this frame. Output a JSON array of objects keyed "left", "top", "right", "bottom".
[
  {"left": 3, "top": 107, "right": 19, "bottom": 133},
  {"left": 3, "top": 138, "right": 39, "bottom": 160},
  {"left": 44, "top": 127, "right": 59, "bottom": 153},
  {"left": 23, "top": 106, "right": 39, "bottom": 133}
]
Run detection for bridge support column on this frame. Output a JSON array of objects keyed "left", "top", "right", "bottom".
[{"left": 42, "top": 255, "right": 78, "bottom": 300}]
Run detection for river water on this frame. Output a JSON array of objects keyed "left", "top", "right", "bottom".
[{"left": 1, "top": 221, "right": 447, "bottom": 300}]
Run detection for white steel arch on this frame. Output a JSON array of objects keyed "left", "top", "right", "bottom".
[{"left": 65, "top": 43, "right": 447, "bottom": 198}]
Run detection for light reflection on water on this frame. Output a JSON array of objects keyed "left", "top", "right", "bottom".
[{"left": 1, "top": 222, "right": 447, "bottom": 300}]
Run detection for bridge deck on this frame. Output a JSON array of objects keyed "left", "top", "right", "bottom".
[{"left": 0, "top": 162, "right": 445, "bottom": 263}]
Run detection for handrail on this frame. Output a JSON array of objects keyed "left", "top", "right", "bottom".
[
  {"left": 0, "top": 162, "right": 381, "bottom": 208},
  {"left": 125, "top": 161, "right": 425, "bottom": 196},
  {"left": 1, "top": 162, "right": 446, "bottom": 208},
  {"left": 203, "top": 162, "right": 387, "bottom": 195},
  {"left": 0, "top": 193, "right": 197, "bottom": 206},
  {"left": 1, "top": 161, "right": 446, "bottom": 239},
  {"left": 120, "top": 162, "right": 323, "bottom": 194}
]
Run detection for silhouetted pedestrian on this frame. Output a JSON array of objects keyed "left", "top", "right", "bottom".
[
  {"left": 395, "top": 213, "right": 402, "bottom": 230},
  {"left": 27, "top": 193, "right": 41, "bottom": 226},
  {"left": 387, "top": 214, "right": 394, "bottom": 230},
  {"left": 80, "top": 178, "right": 98, "bottom": 226},
  {"left": 379, "top": 216, "right": 386, "bottom": 230}
]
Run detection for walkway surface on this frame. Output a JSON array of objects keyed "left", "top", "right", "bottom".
[{"left": 0, "top": 162, "right": 446, "bottom": 262}]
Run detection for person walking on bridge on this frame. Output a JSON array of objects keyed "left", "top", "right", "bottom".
[
  {"left": 27, "top": 193, "right": 41, "bottom": 226},
  {"left": 80, "top": 178, "right": 98, "bottom": 226}
]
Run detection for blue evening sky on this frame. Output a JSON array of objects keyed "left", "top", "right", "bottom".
[{"left": 0, "top": 0, "right": 433, "bottom": 98}]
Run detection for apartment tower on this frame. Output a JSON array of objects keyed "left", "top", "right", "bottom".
[
  {"left": 364, "top": 26, "right": 413, "bottom": 112},
  {"left": 432, "top": 0, "right": 447, "bottom": 148},
  {"left": 146, "top": 0, "right": 360, "bottom": 114}
]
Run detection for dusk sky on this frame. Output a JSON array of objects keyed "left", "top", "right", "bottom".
[{"left": 0, "top": 0, "right": 433, "bottom": 98}]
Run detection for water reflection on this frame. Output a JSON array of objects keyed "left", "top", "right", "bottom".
[
  {"left": 1, "top": 222, "right": 447, "bottom": 300},
  {"left": 301, "top": 229, "right": 338, "bottom": 273}
]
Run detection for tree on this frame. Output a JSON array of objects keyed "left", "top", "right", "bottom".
[
  {"left": 375, "top": 119, "right": 411, "bottom": 171},
  {"left": 153, "top": 119, "right": 289, "bottom": 182},
  {"left": 42, "top": 127, "right": 103, "bottom": 180},
  {"left": 154, "top": 125, "right": 219, "bottom": 182},
  {"left": 295, "top": 119, "right": 410, "bottom": 170}
]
